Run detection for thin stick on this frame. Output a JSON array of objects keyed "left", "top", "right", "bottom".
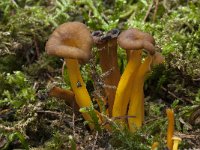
[
  {"left": 72, "top": 101, "right": 76, "bottom": 136},
  {"left": 92, "top": 131, "right": 99, "bottom": 150},
  {"left": 153, "top": 0, "right": 159, "bottom": 22},
  {"left": 161, "top": 86, "right": 192, "bottom": 104},
  {"left": 143, "top": 1, "right": 154, "bottom": 22},
  {"left": 193, "top": 78, "right": 200, "bottom": 81}
]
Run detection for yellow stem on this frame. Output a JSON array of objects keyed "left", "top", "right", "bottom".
[
  {"left": 172, "top": 142, "right": 179, "bottom": 150},
  {"left": 172, "top": 137, "right": 182, "bottom": 150},
  {"left": 151, "top": 142, "right": 159, "bottom": 150},
  {"left": 65, "top": 58, "right": 94, "bottom": 129},
  {"left": 166, "top": 108, "right": 175, "bottom": 150},
  {"left": 128, "top": 55, "right": 152, "bottom": 132},
  {"left": 112, "top": 50, "right": 142, "bottom": 123}
]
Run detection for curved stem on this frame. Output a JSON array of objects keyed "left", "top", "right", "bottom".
[
  {"left": 128, "top": 55, "right": 152, "bottom": 132},
  {"left": 112, "top": 50, "right": 142, "bottom": 122},
  {"left": 65, "top": 58, "right": 94, "bottom": 129}
]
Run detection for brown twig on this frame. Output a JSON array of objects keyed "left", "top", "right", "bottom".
[
  {"left": 0, "top": 125, "right": 15, "bottom": 132},
  {"left": 153, "top": 0, "right": 159, "bottom": 22},
  {"left": 176, "top": 132, "right": 199, "bottom": 139},
  {"left": 101, "top": 115, "right": 136, "bottom": 127},
  {"left": 46, "top": 73, "right": 56, "bottom": 82},
  {"left": 33, "top": 36, "right": 40, "bottom": 59},
  {"left": 112, "top": 115, "right": 136, "bottom": 121},
  {"left": 92, "top": 131, "right": 99, "bottom": 150},
  {"left": 192, "top": 78, "right": 200, "bottom": 81},
  {"left": 143, "top": 1, "right": 154, "bottom": 22},
  {"left": 37, "top": 110, "right": 62, "bottom": 118},
  {"left": 144, "top": 117, "right": 162, "bottom": 124},
  {"left": 161, "top": 86, "right": 192, "bottom": 104},
  {"left": 72, "top": 101, "right": 76, "bottom": 136},
  {"left": 61, "top": 61, "right": 66, "bottom": 78}
]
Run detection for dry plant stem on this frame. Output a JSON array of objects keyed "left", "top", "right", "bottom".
[
  {"left": 92, "top": 131, "right": 99, "bottom": 150},
  {"left": 166, "top": 108, "right": 175, "bottom": 150},
  {"left": 65, "top": 58, "right": 94, "bottom": 129},
  {"left": 99, "top": 38, "right": 120, "bottom": 116},
  {"left": 161, "top": 86, "right": 192, "bottom": 104},
  {"left": 96, "top": 98, "right": 106, "bottom": 114},
  {"left": 72, "top": 100, "right": 76, "bottom": 136},
  {"left": 112, "top": 50, "right": 142, "bottom": 123},
  {"left": 153, "top": 0, "right": 159, "bottom": 22},
  {"left": 143, "top": 1, "right": 154, "bottom": 22},
  {"left": 128, "top": 55, "right": 152, "bottom": 132}
]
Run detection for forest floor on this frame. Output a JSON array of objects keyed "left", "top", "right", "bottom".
[{"left": 0, "top": 0, "right": 200, "bottom": 149}]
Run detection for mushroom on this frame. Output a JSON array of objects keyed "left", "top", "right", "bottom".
[
  {"left": 48, "top": 86, "right": 78, "bottom": 109},
  {"left": 151, "top": 142, "right": 159, "bottom": 150},
  {"left": 128, "top": 51, "right": 164, "bottom": 132},
  {"left": 172, "top": 136, "right": 182, "bottom": 150},
  {"left": 112, "top": 28, "right": 156, "bottom": 124},
  {"left": 45, "top": 22, "right": 95, "bottom": 129},
  {"left": 92, "top": 29, "right": 121, "bottom": 116},
  {"left": 166, "top": 108, "right": 175, "bottom": 150}
]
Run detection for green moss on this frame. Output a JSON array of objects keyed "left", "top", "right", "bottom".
[{"left": 0, "top": 0, "right": 200, "bottom": 149}]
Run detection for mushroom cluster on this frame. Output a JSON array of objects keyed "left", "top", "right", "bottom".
[
  {"left": 45, "top": 22, "right": 164, "bottom": 132},
  {"left": 113, "top": 29, "right": 165, "bottom": 132}
]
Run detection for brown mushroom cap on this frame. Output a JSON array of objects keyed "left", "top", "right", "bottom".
[
  {"left": 92, "top": 30, "right": 104, "bottom": 44},
  {"left": 92, "top": 29, "right": 120, "bottom": 45},
  {"left": 45, "top": 22, "right": 93, "bottom": 62},
  {"left": 117, "top": 28, "right": 155, "bottom": 55}
]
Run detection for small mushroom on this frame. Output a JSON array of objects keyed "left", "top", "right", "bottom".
[
  {"left": 45, "top": 22, "right": 95, "bottom": 129},
  {"left": 48, "top": 86, "right": 78, "bottom": 109},
  {"left": 151, "top": 142, "right": 159, "bottom": 150},
  {"left": 172, "top": 136, "right": 182, "bottom": 150},
  {"left": 166, "top": 108, "right": 175, "bottom": 150},
  {"left": 112, "top": 28, "right": 156, "bottom": 125},
  {"left": 92, "top": 29, "right": 121, "bottom": 116}
]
